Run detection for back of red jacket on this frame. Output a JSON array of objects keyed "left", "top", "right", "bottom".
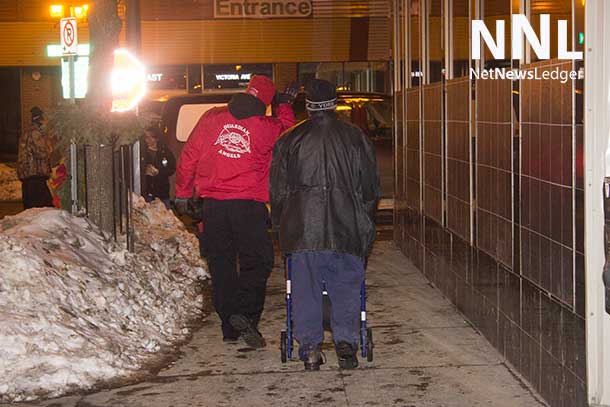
[{"left": 175, "top": 103, "right": 294, "bottom": 202}]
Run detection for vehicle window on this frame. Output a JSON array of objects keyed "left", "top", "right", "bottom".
[
  {"left": 337, "top": 98, "right": 392, "bottom": 140},
  {"left": 140, "top": 100, "right": 165, "bottom": 117},
  {"left": 176, "top": 104, "right": 226, "bottom": 142}
]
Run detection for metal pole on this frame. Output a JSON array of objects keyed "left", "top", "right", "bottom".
[
  {"left": 69, "top": 55, "right": 75, "bottom": 103},
  {"left": 111, "top": 149, "right": 117, "bottom": 241},
  {"left": 286, "top": 256, "right": 293, "bottom": 359},
  {"left": 83, "top": 145, "right": 89, "bottom": 216},
  {"left": 132, "top": 140, "right": 141, "bottom": 195},
  {"left": 70, "top": 142, "right": 77, "bottom": 214},
  {"left": 127, "top": 144, "right": 135, "bottom": 252},
  {"left": 120, "top": 146, "right": 125, "bottom": 234}
]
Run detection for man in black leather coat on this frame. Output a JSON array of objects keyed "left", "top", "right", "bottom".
[{"left": 270, "top": 79, "right": 380, "bottom": 371}]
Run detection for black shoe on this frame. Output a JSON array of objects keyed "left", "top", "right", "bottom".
[
  {"left": 335, "top": 341, "right": 358, "bottom": 369},
  {"left": 303, "top": 347, "right": 325, "bottom": 371},
  {"left": 229, "top": 314, "right": 266, "bottom": 349}
]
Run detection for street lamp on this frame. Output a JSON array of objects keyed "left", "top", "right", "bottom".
[
  {"left": 71, "top": 5, "right": 89, "bottom": 19},
  {"left": 49, "top": 4, "right": 89, "bottom": 19},
  {"left": 49, "top": 5, "right": 64, "bottom": 18}
]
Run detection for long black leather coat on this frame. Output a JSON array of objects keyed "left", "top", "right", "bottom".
[{"left": 270, "top": 111, "right": 380, "bottom": 258}]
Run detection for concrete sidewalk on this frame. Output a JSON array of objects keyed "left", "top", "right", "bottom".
[{"left": 9, "top": 242, "right": 546, "bottom": 407}]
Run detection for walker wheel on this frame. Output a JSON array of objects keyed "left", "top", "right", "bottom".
[
  {"left": 280, "top": 330, "right": 287, "bottom": 363},
  {"left": 366, "top": 327, "right": 374, "bottom": 362}
]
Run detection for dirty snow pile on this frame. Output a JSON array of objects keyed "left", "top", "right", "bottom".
[
  {"left": 0, "top": 198, "right": 208, "bottom": 403},
  {"left": 0, "top": 163, "right": 21, "bottom": 201}
]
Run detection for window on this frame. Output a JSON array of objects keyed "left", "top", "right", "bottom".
[
  {"left": 427, "top": 0, "right": 444, "bottom": 83},
  {"left": 147, "top": 65, "right": 186, "bottom": 90},
  {"left": 482, "top": 0, "right": 511, "bottom": 69},
  {"left": 297, "top": 62, "right": 389, "bottom": 94},
  {"left": 452, "top": 0, "right": 470, "bottom": 78}
]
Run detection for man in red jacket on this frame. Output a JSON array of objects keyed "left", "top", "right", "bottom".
[{"left": 175, "top": 75, "right": 296, "bottom": 348}]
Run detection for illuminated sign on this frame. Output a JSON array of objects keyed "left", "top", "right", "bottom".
[
  {"left": 61, "top": 57, "right": 88, "bottom": 99},
  {"left": 215, "top": 73, "right": 252, "bottom": 81},
  {"left": 147, "top": 73, "right": 164, "bottom": 81},
  {"left": 46, "top": 44, "right": 90, "bottom": 99},
  {"left": 204, "top": 63, "right": 272, "bottom": 90},
  {"left": 47, "top": 43, "right": 89, "bottom": 57},
  {"left": 214, "top": 0, "right": 312, "bottom": 18},
  {"left": 111, "top": 49, "right": 147, "bottom": 112}
]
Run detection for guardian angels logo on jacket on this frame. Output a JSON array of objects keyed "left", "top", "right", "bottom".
[{"left": 214, "top": 123, "right": 251, "bottom": 159}]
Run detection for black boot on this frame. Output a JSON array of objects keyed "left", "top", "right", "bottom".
[
  {"left": 229, "top": 314, "right": 266, "bottom": 348},
  {"left": 222, "top": 321, "right": 240, "bottom": 343},
  {"left": 302, "top": 346, "right": 325, "bottom": 371},
  {"left": 335, "top": 341, "right": 358, "bottom": 369}
]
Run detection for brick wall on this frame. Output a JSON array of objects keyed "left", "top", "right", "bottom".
[{"left": 20, "top": 67, "right": 60, "bottom": 133}]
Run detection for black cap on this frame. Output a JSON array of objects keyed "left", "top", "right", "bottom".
[
  {"left": 31, "top": 106, "right": 44, "bottom": 122},
  {"left": 305, "top": 79, "right": 337, "bottom": 111}
]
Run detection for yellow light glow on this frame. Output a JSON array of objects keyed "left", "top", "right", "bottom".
[
  {"left": 71, "top": 5, "right": 89, "bottom": 19},
  {"left": 111, "top": 49, "right": 147, "bottom": 113},
  {"left": 336, "top": 105, "right": 352, "bottom": 111},
  {"left": 235, "top": 65, "right": 242, "bottom": 71},
  {"left": 342, "top": 97, "right": 385, "bottom": 103},
  {"left": 50, "top": 5, "right": 64, "bottom": 18}
]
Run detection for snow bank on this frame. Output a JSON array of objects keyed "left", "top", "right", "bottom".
[
  {"left": 0, "top": 163, "right": 21, "bottom": 201},
  {"left": 0, "top": 197, "right": 208, "bottom": 402}
]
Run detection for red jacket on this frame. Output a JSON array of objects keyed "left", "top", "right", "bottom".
[{"left": 175, "top": 103, "right": 295, "bottom": 202}]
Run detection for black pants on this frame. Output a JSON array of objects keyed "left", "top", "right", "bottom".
[
  {"left": 21, "top": 176, "right": 53, "bottom": 209},
  {"left": 199, "top": 198, "right": 274, "bottom": 338}
]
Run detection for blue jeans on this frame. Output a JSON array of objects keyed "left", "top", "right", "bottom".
[{"left": 290, "top": 251, "right": 365, "bottom": 358}]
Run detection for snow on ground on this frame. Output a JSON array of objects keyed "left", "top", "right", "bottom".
[
  {"left": 0, "top": 197, "right": 208, "bottom": 403},
  {"left": 0, "top": 163, "right": 21, "bottom": 201}
]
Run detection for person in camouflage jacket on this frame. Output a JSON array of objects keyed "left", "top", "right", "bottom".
[{"left": 17, "top": 106, "right": 53, "bottom": 209}]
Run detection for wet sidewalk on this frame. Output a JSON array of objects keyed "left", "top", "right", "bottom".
[{"left": 9, "top": 242, "right": 546, "bottom": 407}]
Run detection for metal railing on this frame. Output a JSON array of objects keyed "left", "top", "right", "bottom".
[{"left": 69, "top": 142, "right": 140, "bottom": 252}]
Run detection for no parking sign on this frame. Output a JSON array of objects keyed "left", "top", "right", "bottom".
[{"left": 60, "top": 17, "right": 78, "bottom": 55}]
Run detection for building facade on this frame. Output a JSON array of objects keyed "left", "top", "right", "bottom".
[{"left": 0, "top": 0, "right": 391, "bottom": 155}]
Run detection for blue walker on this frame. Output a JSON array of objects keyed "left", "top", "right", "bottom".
[{"left": 280, "top": 255, "right": 374, "bottom": 363}]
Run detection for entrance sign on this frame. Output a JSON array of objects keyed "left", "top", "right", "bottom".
[
  {"left": 214, "top": 0, "right": 312, "bottom": 18},
  {"left": 60, "top": 17, "right": 78, "bottom": 55},
  {"left": 111, "top": 49, "right": 147, "bottom": 112}
]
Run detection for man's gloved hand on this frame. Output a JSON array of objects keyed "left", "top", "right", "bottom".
[
  {"left": 277, "top": 81, "right": 299, "bottom": 104},
  {"left": 174, "top": 198, "right": 189, "bottom": 216}
]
